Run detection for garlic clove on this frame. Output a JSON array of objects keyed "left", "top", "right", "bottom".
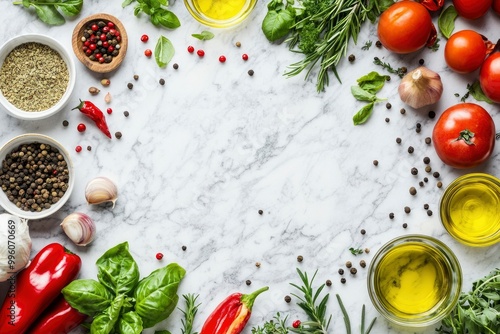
[
  {"left": 61, "top": 212, "right": 96, "bottom": 246},
  {"left": 85, "top": 176, "right": 118, "bottom": 208},
  {"left": 398, "top": 66, "right": 443, "bottom": 109}
]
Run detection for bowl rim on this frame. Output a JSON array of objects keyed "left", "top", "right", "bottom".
[
  {"left": 183, "top": 0, "right": 257, "bottom": 28},
  {"left": 0, "top": 133, "right": 75, "bottom": 220},
  {"left": 71, "top": 13, "right": 128, "bottom": 73},
  {"left": 367, "top": 234, "right": 462, "bottom": 328},
  {"left": 0, "top": 33, "right": 76, "bottom": 121},
  {"left": 439, "top": 173, "right": 500, "bottom": 247}
]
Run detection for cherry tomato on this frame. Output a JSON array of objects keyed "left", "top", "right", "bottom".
[
  {"left": 445, "top": 30, "right": 487, "bottom": 73},
  {"left": 480, "top": 51, "right": 500, "bottom": 103},
  {"left": 452, "top": 0, "right": 492, "bottom": 19},
  {"left": 432, "top": 103, "right": 495, "bottom": 169},
  {"left": 494, "top": 0, "right": 500, "bottom": 15},
  {"left": 377, "top": 1, "right": 432, "bottom": 54}
]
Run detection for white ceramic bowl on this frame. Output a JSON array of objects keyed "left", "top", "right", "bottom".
[
  {"left": 0, "top": 34, "right": 76, "bottom": 120},
  {"left": 0, "top": 134, "right": 75, "bottom": 219}
]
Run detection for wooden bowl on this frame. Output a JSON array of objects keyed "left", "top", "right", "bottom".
[{"left": 72, "top": 13, "right": 128, "bottom": 73}]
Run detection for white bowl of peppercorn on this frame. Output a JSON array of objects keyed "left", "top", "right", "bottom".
[
  {"left": 0, "top": 133, "right": 75, "bottom": 220},
  {"left": 72, "top": 13, "right": 128, "bottom": 73},
  {"left": 0, "top": 34, "right": 76, "bottom": 120}
]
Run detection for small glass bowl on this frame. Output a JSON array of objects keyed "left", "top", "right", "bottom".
[
  {"left": 184, "top": 0, "right": 257, "bottom": 28},
  {"left": 440, "top": 173, "right": 500, "bottom": 247},
  {"left": 367, "top": 235, "right": 462, "bottom": 328},
  {"left": 0, "top": 134, "right": 74, "bottom": 220}
]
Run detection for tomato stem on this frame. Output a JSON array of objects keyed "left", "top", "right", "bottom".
[{"left": 456, "top": 129, "right": 475, "bottom": 145}]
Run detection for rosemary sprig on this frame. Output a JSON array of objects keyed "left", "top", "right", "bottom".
[
  {"left": 361, "top": 41, "right": 372, "bottom": 50},
  {"left": 251, "top": 312, "right": 289, "bottom": 334},
  {"left": 180, "top": 293, "right": 201, "bottom": 334},
  {"left": 373, "top": 57, "right": 407, "bottom": 78}
]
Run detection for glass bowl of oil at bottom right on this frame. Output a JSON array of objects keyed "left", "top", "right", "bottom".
[
  {"left": 367, "top": 234, "right": 462, "bottom": 329},
  {"left": 439, "top": 173, "right": 500, "bottom": 247}
]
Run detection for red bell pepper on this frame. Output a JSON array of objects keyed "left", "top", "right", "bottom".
[
  {"left": 27, "top": 294, "right": 87, "bottom": 334},
  {"left": 0, "top": 243, "right": 81, "bottom": 334},
  {"left": 200, "top": 286, "right": 268, "bottom": 334}
]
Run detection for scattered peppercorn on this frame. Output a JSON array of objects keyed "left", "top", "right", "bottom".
[
  {"left": 87, "top": 146, "right": 92, "bottom": 151},
  {"left": 75, "top": 145, "right": 82, "bottom": 153},
  {"left": 242, "top": 54, "right": 249, "bottom": 61},
  {"left": 326, "top": 279, "right": 332, "bottom": 286},
  {"left": 437, "top": 181, "right": 443, "bottom": 188},
  {"left": 433, "top": 172, "right": 440, "bottom": 178},
  {"left": 404, "top": 206, "right": 411, "bottom": 214},
  {"left": 400, "top": 108, "right": 406, "bottom": 114},
  {"left": 159, "top": 78, "right": 165, "bottom": 85},
  {"left": 428, "top": 111, "right": 436, "bottom": 118},
  {"left": 425, "top": 166, "right": 432, "bottom": 173},
  {"left": 197, "top": 49, "right": 205, "bottom": 57},
  {"left": 425, "top": 137, "right": 432, "bottom": 144},
  {"left": 62, "top": 120, "right": 69, "bottom": 127},
  {"left": 133, "top": 74, "right": 139, "bottom": 80},
  {"left": 173, "top": 63, "right": 179, "bottom": 70},
  {"left": 360, "top": 260, "right": 366, "bottom": 268},
  {"left": 375, "top": 40, "right": 382, "bottom": 47},
  {"left": 235, "top": 41, "right": 241, "bottom": 47},
  {"left": 408, "top": 146, "right": 414, "bottom": 154},
  {"left": 88, "top": 86, "right": 100, "bottom": 95},
  {"left": 416, "top": 128, "right": 421, "bottom": 133},
  {"left": 427, "top": 210, "right": 433, "bottom": 216},
  {"left": 345, "top": 261, "right": 352, "bottom": 268},
  {"left": 77, "top": 123, "right": 86, "bottom": 132},
  {"left": 419, "top": 181, "right": 424, "bottom": 187},
  {"left": 341, "top": 278, "right": 346, "bottom": 284},
  {"left": 144, "top": 49, "right": 152, "bottom": 57},
  {"left": 187, "top": 45, "right": 195, "bottom": 53},
  {"left": 385, "top": 117, "right": 390, "bottom": 123},
  {"left": 255, "top": 262, "right": 261, "bottom": 267},
  {"left": 401, "top": 67, "right": 407, "bottom": 74},
  {"left": 386, "top": 102, "right": 392, "bottom": 109},
  {"left": 424, "top": 177, "right": 429, "bottom": 182},
  {"left": 106, "top": 108, "right": 112, "bottom": 115},
  {"left": 411, "top": 167, "right": 418, "bottom": 175},
  {"left": 219, "top": 55, "right": 226, "bottom": 63},
  {"left": 141, "top": 34, "right": 149, "bottom": 42},
  {"left": 284, "top": 295, "right": 291, "bottom": 303},
  {"left": 403, "top": 223, "right": 408, "bottom": 228},
  {"left": 396, "top": 137, "right": 402, "bottom": 144},
  {"left": 360, "top": 229, "right": 366, "bottom": 235},
  {"left": 409, "top": 187, "right": 417, "bottom": 195},
  {"left": 115, "top": 131, "right": 122, "bottom": 139},
  {"left": 156, "top": 253, "right": 163, "bottom": 260},
  {"left": 338, "top": 268, "right": 344, "bottom": 275},
  {"left": 297, "top": 255, "right": 303, "bottom": 262},
  {"left": 292, "top": 320, "right": 301, "bottom": 329},
  {"left": 182, "top": 245, "right": 187, "bottom": 251},
  {"left": 124, "top": 111, "right": 129, "bottom": 117},
  {"left": 248, "top": 69, "right": 254, "bottom": 76},
  {"left": 423, "top": 157, "right": 430, "bottom": 164},
  {"left": 348, "top": 54, "right": 355, "bottom": 62},
  {"left": 416, "top": 122, "right": 421, "bottom": 129},
  {"left": 419, "top": 58, "right": 425, "bottom": 65},
  {"left": 246, "top": 280, "right": 251, "bottom": 286},
  {"left": 258, "top": 209, "right": 263, "bottom": 215},
  {"left": 424, "top": 203, "right": 429, "bottom": 209},
  {"left": 373, "top": 160, "right": 378, "bottom": 166},
  {"left": 350, "top": 268, "right": 357, "bottom": 275},
  {"left": 127, "top": 83, "right": 133, "bottom": 89},
  {"left": 389, "top": 212, "right": 394, "bottom": 219},
  {"left": 365, "top": 248, "right": 370, "bottom": 254}
]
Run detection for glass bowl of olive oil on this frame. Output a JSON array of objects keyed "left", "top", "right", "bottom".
[
  {"left": 440, "top": 173, "right": 500, "bottom": 247},
  {"left": 184, "top": 0, "right": 257, "bottom": 28},
  {"left": 367, "top": 235, "right": 462, "bottom": 328}
]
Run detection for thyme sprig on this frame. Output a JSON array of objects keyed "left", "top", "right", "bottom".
[
  {"left": 179, "top": 294, "right": 200, "bottom": 334},
  {"left": 251, "top": 313, "right": 289, "bottom": 334},
  {"left": 373, "top": 57, "right": 407, "bottom": 78}
]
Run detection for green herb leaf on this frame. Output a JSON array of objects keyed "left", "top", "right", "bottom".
[
  {"left": 353, "top": 102, "right": 375, "bottom": 125},
  {"left": 361, "top": 40, "right": 372, "bottom": 51},
  {"left": 155, "top": 35, "right": 175, "bottom": 68},
  {"left": 14, "top": 0, "right": 83, "bottom": 25},
  {"left": 91, "top": 295, "right": 125, "bottom": 334},
  {"left": 154, "top": 8, "right": 181, "bottom": 29},
  {"left": 134, "top": 263, "right": 186, "bottom": 328},
  {"left": 262, "top": 9, "right": 295, "bottom": 42},
  {"left": 356, "top": 71, "right": 387, "bottom": 94},
  {"left": 351, "top": 86, "right": 379, "bottom": 102},
  {"left": 118, "top": 311, "right": 144, "bottom": 334},
  {"left": 122, "top": 0, "right": 136, "bottom": 7},
  {"left": 62, "top": 279, "right": 114, "bottom": 316},
  {"left": 192, "top": 31, "right": 214, "bottom": 40},
  {"left": 438, "top": 5, "right": 458, "bottom": 39},
  {"left": 349, "top": 247, "right": 364, "bottom": 256},
  {"left": 55, "top": 0, "right": 83, "bottom": 17},
  {"left": 468, "top": 80, "right": 494, "bottom": 104},
  {"left": 32, "top": 4, "right": 66, "bottom": 25},
  {"left": 180, "top": 294, "right": 201, "bottom": 334},
  {"left": 96, "top": 241, "right": 140, "bottom": 296}
]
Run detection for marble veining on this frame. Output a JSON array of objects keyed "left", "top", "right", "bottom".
[{"left": 0, "top": 1, "right": 500, "bottom": 333}]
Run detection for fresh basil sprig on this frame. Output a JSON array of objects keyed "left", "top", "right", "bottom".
[
  {"left": 131, "top": 0, "right": 180, "bottom": 29},
  {"left": 351, "top": 71, "right": 387, "bottom": 125},
  {"left": 155, "top": 36, "right": 175, "bottom": 68},
  {"left": 62, "top": 242, "right": 186, "bottom": 333},
  {"left": 438, "top": 5, "right": 458, "bottom": 39},
  {"left": 261, "top": 0, "right": 295, "bottom": 42},
  {"left": 13, "top": 0, "right": 83, "bottom": 25},
  {"left": 192, "top": 31, "right": 214, "bottom": 41}
]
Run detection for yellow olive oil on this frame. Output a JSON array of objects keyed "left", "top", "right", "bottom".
[
  {"left": 373, "top": 242, "right": 451, "bottom": 318},
  {"left": 192, "top": 0, "right": 247, "bottom": 21},
  {"left": 444, "top": 180, "right": 500, "bottom": 245}
]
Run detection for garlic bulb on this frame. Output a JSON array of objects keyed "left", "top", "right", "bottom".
[
  {"left": 0, "top": 214, "right": 32, "bottom": 282},
  {"left": 398, "top": 66, "right": 443, "bottom": 109},
  {"left": 61, "top": 212, "right": 96, "bottom": 246},
  {"left": 85, "top": 176, "right": 118, "bottom": 208}
]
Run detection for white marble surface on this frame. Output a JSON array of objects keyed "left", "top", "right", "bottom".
[{"left": 0, "top": 0, "right": 500, "bottom": 333}]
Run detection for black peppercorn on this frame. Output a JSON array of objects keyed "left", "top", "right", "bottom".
[
  {"left": 297, "top": 255, "right": 303, "bottom": 262},
  {"left": 133, "top": 74, "right": 139, "bottom": 80},
  {"left": 419, "top": 181, "right": 424, "bottom": 187},
  {"left": 433, "top": 171, "right": 440, "bottom": 178},
  {"left": 62, "top": 120, "right": 69, "bottom": 127},
  {"left": 124, "top": 111, "right": 130, "bottom": 117},
  {"left": 248, "top": 69, "right": 254, "bottom": 76},
  {"left": 341, "top": 278, "right": 346, "bottom": 284},
  {"left": 350, "top": 268, "right": 357, "bottom": 275},
  {"left": 346, "top": 261, "right": 352, "bottom": 268},
  {"left": 386, "top": 103, "right": 392, "bottom": 109},
  {"left": 389, "top": 212, "right": 395, "bottom": 219},
  {"left": 173, "top": 63, "right": 179, "bottom": 69},
  {"left": 400, "top": 108, "right": 406, "bottom": 114},
  {"left": 326, "top": 279, "right": 332, "bottom": 286},
  {"left": 159, "top": 78, "right": 165, "bottom": 85},
  {"left": 408, "top": 146, "right": 414, "bottom": 154},
  {"left": 423, "top": 157, "right": 430, "bottom": 164},
  {"left": 338, "top": 268, "right": 344, "bottom": 275},
  {"left": 425, "top": 137, "right": 432, "bottom": 144},
  {"left": 428, "top": 111, "right": 436, "bottom": 118},
  {"left": 182, "top": 245, "right": 187, "bottom": 251},
  {"left": 424, "top": 203, "right": 429, "bottom": 210},
  {"left": 396, "top": 137, "right": 402, "bottom": 144},
  {"left": 404, "top": 206, "right": 411, "bottom": 214},
  {"left": 403, "top": 223, "right": 408, "bottom": 228},
  {"left": 348, "top": 54, "right": 355, "bottom": 62},
  {"left": 376, "top": 40, "right": 382, "bottom": 47},
  {"left": 87, "top": 146, "right": 92, "bottom": 151},
  {"left": 373, "top": 160, "right": 378, "bottom": 166},
  {"left": 424, "top": 177, "right": 429, "bottom": 182},
  {"left": 419, "top": 58, "right": 425, "bottom": 65},
  {"left": 360, "top": 229, "right": 366, "bottom": 235},
  {"left": 409, "top": 187, "right": 417, "bottom": 195},
  {"left": 258, "top": 209, "right": 263, "bottom": 215},
  {"left": 427, "top": 210, "right": 433, "bottom": 216},
  {"left": 385, "top": 117, "right": 390, "bottom": 123},
  {"left": 284, "top": 295, "right": 291, "bottom": 303},
  {"left": 127, "top": 83, "right": 133, "bottom": 89},
  {"left": 411, "top": 167, "right": 418, "bottom": 175},
  {"left": 115, "top": 132, "right": 122, "bottom": 139},
  {"left": 416, "top": 127, "right": 421, "bottom": 133},
  {"left": 246, "top": 280, "right": 251, "bottom": 286}
]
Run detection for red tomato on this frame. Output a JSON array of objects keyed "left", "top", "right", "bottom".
[
  {"left": 479, "top": 51, "right": 500, "bottom": 103},
  {"left": 445, "top": 30, "right": 487, "bottom": 73},
  {"left": 494, "top": 0, "right": 500, "bottom": 15},
  {"left": 452, "top": 0, "right": 492, "bottom": 19},
  {"left": 377, "top": 1, "right": 432, "bottom": 54},
  {"left": 432, "top": 103, "right": 495, "bottom": 169}
]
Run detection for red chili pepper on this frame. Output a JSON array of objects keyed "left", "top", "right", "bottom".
[
  {"left": 27, "top": 294, "right": 87, "bottom": 334},
  {"left": 200, "top": 286, "right": 268, "bottom": 334},
  {"left": 0, "top": 243, "right": 82, "bottom": 334},
  {"left": 72, "top": 100, "right": 112, "bottom": 138}
]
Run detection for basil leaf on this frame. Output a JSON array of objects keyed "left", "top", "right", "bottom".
[
  {"left": 154, "top": 8, "right": 181, "bottom": 29},
  {"left": 134, "top": 263, "right": 186, "bottom": 328},
  {"left": 32, "top": 4, "right": 65, "bottom": 25},
  {"left": 356, "top": 71, "right": 387, "bottom": 94},
  {"left": 118, "top": 311, "right": 143, "bottom": 334},
  {"left": 155, "top": 35, "right": 175, "bottom": 68},
  {"left": 262, "top": 9, "right": 295, "bottom": 42},
  {"left": 62, "top": 279, "right": 113, "bottom": 316},
  {"left": 353, "top": 102, "right": 375, "bottom": 125},
  {"left": 56, "top": 0, "right": 82, "bottom": 16},
  {"left": 91, "top": 296, "right": 124, "bottom": 334},
  {"left": 96, "top": 241, "right": 140, "bottom": 296},
  {"left": 351, "top": 86, "right": 379, "bottom": 102},
  {"left": 469, "top": 80, "right": 493, "bottom": 104},
  {"left": 122, "top": 0, "right": 135, "bottom": 7},
  {"left": 192, "top": 31, "right": 215, "bottom": 41},
  {"left": 438, "top": 5, "right": 458, "bottom": 39}
]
